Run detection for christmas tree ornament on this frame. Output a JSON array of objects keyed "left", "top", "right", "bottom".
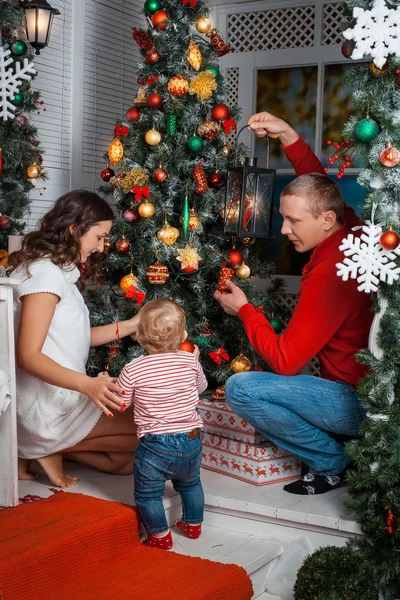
[
  {"left": 0, "top": 249, "right": 8, "bottom": 267},
  {"left": 189, "top": 70, "right": 217, "bottom": 101},
  {"left": 100, "top": 165, "right": 115, "bottom": 182},
  {"left": 15, "top": 113, "right": 29, "bottom": 127},
  {"left": 110, "top": 172, "right": 126, "bottom": 188},
  {"left": 355, "top": 117, "right": 379, "bottom": 143},
  {"left": 341, "top": 39, "right": 355, "bottom": 59},
  {"left": 179, "top": 339, "right": 195, "bottom": 352},
  {"left": 187, "top": 135, "right": 204, "bottom": 153},
  {"left": 197, "top": 117, "right": 220, "bottom": 140},
  {"left": 230, "top": 353, "right": 252, "bottom": 373},
  {"left": 211, "top": 386, "right": 225, "bottom": 402},
  {"left": 0, "top": 45, "right": 36, "bottom": 121},
  {"left": 27, "top": 162, "right": 42, "bottom": 179},
  {"left": 138, "top": 199, "right": 155, "bottom": 218},
  {"left": 133, "top": 87, "right": 148, "bottom": 106},
  {"left": 115, "top": 236, "right": 131, "bottom": 254},
  {"left": 369, "top": 60, "right": 390, "bottom": 77},
  {"left": 152, "top": 9, "right": 169, "bottom": 30},
  {"left": 0, "top": 215, "right": 11, "bottom": 229},
  {"left": 386, "top": 510, "right": 397, "bottom": 536},
  {"left": 125, "top": 285, "right": 146, "bottom": 304},
  {"left": 123, "top": 208, "right": 140, "bottom": 223},
  {"left": 380, "top": 225, "right": 400, "bottom": 250},
  {"left": 145, "top": 128, "right": 161, "bottom": 145},
  {"left": 107, "top": 343, "right": 120, "bottom": 358},
  {"left": 120, "top": 167, "right": 149, "bottom": 194},
  {"left": 222, "top": 117, "right": 237, "bottom": 136},
  {"left": 219, "top": 142, "right": 233, "bottom": 158},
  {"left": 187, "top": 40, "right": 202, "bottom": 71},
  {"left": 133, "top": 184, "right": 150, "bottom": 202},
  {"left": 114, "top": 124, "right": 129, "bottom": 137},
  {"left": 206, "top": 29, "right": 231, "bottom": 56},
  {"left": 168, "top": 75, "right": 189, "bottom": 97},
  {"left": 108, "top": 137, "right": 124, "bottom": 165},
  {"left": 166, "top": 113, "right": 177, "bottom": 136},
  {"left": 146, "top": 261, "right": 170, "bottom": 285},
  {"left": 145, "top": 48, "right": 161, "bottom": 64},
  {"left": 126, "top": 105, "right": 140, "bottom": 121},
  {"left": 144, "top": 0, "right": 161, "bottom": 14},
  {"left": 36, "top": 155, "right": 43, "bottom": 166},
  {"left": 343, "top": 0, "right": 400, "bottom": 69},
  {"left": 147, "top": 92, "right": 163, "bottom": 109},
  {"left": 206, "top": 65, "right": 220, "bottom": 80},
  {"left": 103, "top": 237, "right": 111, "bottom": 253},
  {"left": 152, "top": 164, "right": 168, "bottom": 183},
  {"left": 195, "top": 318, "right": 213, "bottom": 347},
  {"left": 227, "top": 248, "right": 244, "bottom": 268},
  {"left": 132, "top": 27, "right": 153, "bottom": 50},
  {"left": 10, "top": 39, "right": 28, "bottom": 56},
  {"left": 241, "top": 237, "right": 256, "bottom": 246},
  {"left": 209, "top": 170, "right": 224, "bottom": 188},
  {"left": 177, "top": 244, "right": 202, "bottom": 272},
  {"left": 181, "top": 192, "right": 190, "bottom": 239},
  {"left": 195, "top": 16, "right": 211, "bottom": 34},
  {"left": 157, "top": 219, "right": 180, "bottom": 245},
  {"left": 217, "top": 266, "right": 235, "bottom": 292},
  {"left": 211, "top": 103, "right": 230, "bottom": 121},
  {"left": 379, "top": 143, "right": 400, "bottom": 167},
  {"left": 235, "top": 263, "right": 251, "bottom": 279},
  {"left": 180, "top": 208, "right": 200, "bottom": 231},
  {"left": 11, "top": 91, "right": 24, "bottom": 106},
  {"left": 209, "top": 347, "right": 230, "bottom": 364},
  {"left": 119, "top": 272, "right": 138, "bottom": 294},
  {"left": 269, "top": 316, "right": 284, "bottom": 334},
  {"left": 193, "top": 164, "right": 209, "bottom": 193}
]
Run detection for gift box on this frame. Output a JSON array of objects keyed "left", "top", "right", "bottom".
[
  {"left": 201, "top": 432, "right": 302, "bottom": 486},
  {"left": 198, "top": 397, "right": 265, "bottom": 444}
]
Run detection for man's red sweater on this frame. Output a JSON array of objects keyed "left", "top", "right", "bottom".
[{"left": 238, "top": 136, "right": 373, "bottom": 386}]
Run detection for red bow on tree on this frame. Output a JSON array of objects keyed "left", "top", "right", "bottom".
[
  {"left": 222, "top": 118, "right": 237, "bottom": 135},
  {"left": 133, "top": 185, "right": 150, "bottom": 202},
  {"left": 146, "top": 75, "right": 160, "bottom": 87},
  {"left": 125, "top": 285, "right": 146, "bottom": 305},
  {"left": 115, "top": 124, "right": 129, "bottom": 137},
  {"left": 209, "top": 347, "right": 230, "bottom": 364},
  {"left": 182, "top": 0, "right": 197, "bottom": 7}
]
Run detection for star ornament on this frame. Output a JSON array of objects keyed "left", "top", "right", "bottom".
[
  {"left": 176, "top": 244, "right": 202, "bottom": 270},
  {"left": 343, "top": 0, "right": 400, "bottom": 68}
]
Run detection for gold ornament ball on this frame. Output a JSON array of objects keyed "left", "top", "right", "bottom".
[
  {"left": 146, "top": 262, "right": 170, "bottom": 285},
  {"left": 230, "top": 353, "right": 252, "bottom": 373},
  {"left": 27, "top": 162, "right": 42, "bottom": 179},
  {"left": 235, "top": 263, "right": 251, "bottom": 279},
  {"left": 157, "top": 222, "right": 180, "bottom": 245},
  {"left": 195, "top": 16, "right": 211, "bottom": 34},
  {"left": 369, "top": 60, "right": 390, "bottom": 77},
  {"left": 145, "top": 128, "right": 161, "bottom": 145},
  {"left": 220, "top": 143, "right": 233, "bottom": 158},
  {"left": 119, "top": 273, "right": 138, "bottom": 294},
  {"left": 241, "top": 237, "right": 256, "bottom": 246},
  {"left": 138, "top": 201, "right": 155, "bottom": 218}
]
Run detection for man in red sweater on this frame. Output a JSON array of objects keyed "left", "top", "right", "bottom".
[{"left": 214, "top": 112, "right": 373, "bottom": 495}]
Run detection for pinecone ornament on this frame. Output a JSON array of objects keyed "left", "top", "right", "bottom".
[{"left": 132, "top": 27, "right": 153, "bottom": 50}]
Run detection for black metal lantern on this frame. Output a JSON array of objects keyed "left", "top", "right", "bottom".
[
  {"left": 224, "top": 156, "right": 276, "bottom": 238},
  {"left": 21, "top": 0, "right": 60, "bottom": 55}
]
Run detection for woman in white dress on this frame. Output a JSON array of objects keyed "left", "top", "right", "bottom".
[{"left": 10, "top": 190, "right": 139, "bottom": 488}]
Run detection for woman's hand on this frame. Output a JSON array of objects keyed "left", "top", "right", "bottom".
[
  {"left": 247, "top": 111, "right": 299, "bottom": 146},
  {"left": 81, "top": 376, "right": 127, "bottom": 417},
  {"left": 126, "top": 312, "right": 141, "bottom": 336}
]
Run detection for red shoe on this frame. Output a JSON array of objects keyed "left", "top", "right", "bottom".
[
  {"left": 143, "top": 530, "right": 173, "bottom": 550},
  {"left": 175, "top": 519, "right": 202, "bottom": 539}
]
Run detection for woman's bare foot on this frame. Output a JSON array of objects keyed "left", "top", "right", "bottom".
[
  {"left": 37, "top": 454, "right": 79, "bottom": 489},
  {"left": 18, "top": 458, "right": 40, "bottom": 481}
]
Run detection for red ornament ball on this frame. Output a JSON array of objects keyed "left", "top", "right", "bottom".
[
  {"left": 227, "top": 248, "right": 244, "bottom": 268},
  {"left": 123, "top": 208, "right": 140, "bottom": 223},
  {"left": 380, "top": 146, "right": 400, "bottom": 168},
  {"left": 126, "top": 106, "right": 140, "bottom": 122},
  {"left": 380, "top": 229, "right": 400, "bottom": 251},
  {"left": 152, "top": 10, "right": 169, "bottom": 30},
  {"left": 145, "top": 48, "right": 161, "bottom": 64},
  {"left": 211, "top": 103, "right": 230, "bottom": 121},
  {"left": 115, "top": 238, "right": 131, "bottom": 254},
  {"left": 0, "top": 215, "right": 11, "bottom": 229},
  {"left": 181, "top": 265, "right": 198, "bottom": 274},
  {"left": 209, "top": 171, "right": 225, "bottom": 188},
  {"left": 152, "top": 166, "right": 168, "bottom": 183},
  {"left": 36, "top": 154, "right": 43, "bottom": 166},
  {"left": 147, "top": 92, "right": 163, "bottom": 109},
  {"left": 341, "top": 39, "right": 355, "bottom": 59},
  {"left": 179, "top": 339, "right": 195, "bottom": 353},
  {"left": 101, "top": 166, "right": 115, "bottom": 182}
]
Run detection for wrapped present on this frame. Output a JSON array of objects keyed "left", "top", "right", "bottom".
[
  {"left": 198, "top": 396, "right": 265, "bottom": 444},
  {"left": 201, "top": 432, "right": 301, "bottom": 486}
]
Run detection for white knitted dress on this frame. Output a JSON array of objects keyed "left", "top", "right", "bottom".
[{"left": 13, "top": 259, "right": 102, "bottom": 459}]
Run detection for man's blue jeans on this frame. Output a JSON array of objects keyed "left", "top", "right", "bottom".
[
  {"left": 134, "top": 431, "right": 204, "bottom": 534},
  {"left": 225, "top": 372, "right": 366, "bottom": 475}
]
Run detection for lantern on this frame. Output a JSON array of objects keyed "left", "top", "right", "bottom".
[
  {"left": 224, "top": 157, "right": 275, "bottom": 238},
  {"left": 21, "top": 0, "right": 60, "bottom": 55}
]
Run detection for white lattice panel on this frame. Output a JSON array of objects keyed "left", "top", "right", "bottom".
[
  {"left": 226, "top": 68, "right": 239, "bottom": 146},
  {"left": 322, "top": 2, "right": 345, "bottom": 46},
  {"left": 227, "top": 6, "right": 315, "bottom": 53}
]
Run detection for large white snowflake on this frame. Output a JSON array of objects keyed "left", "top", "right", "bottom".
[
  {"left": 336, "top": 221, "right": 400, "bottom": 293},
  {"left": 0, "top": 45, "right": 36, "bottom": 121},
  {"left": 343, "top": 0, "right": 400, "bottom": 69}
]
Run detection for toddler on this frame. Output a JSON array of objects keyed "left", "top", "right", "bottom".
[{"left": 115, "top": 298, "right": 208, "bottom": 550}]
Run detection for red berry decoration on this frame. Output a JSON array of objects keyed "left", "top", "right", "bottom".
[
  {"left": 227, "top": 248, "right": 244, "bottom": 268},
  {"left": 123, "top": 208, "right": 140, "bottom": 223},
  {"left": 101, "top": 166, "right": 115, "bottom": 182},
  {"left": 179, "top": 339, "right": 195, "bottom": 353},
  {"left": 147, "top": 92, "right": 163, "bottom": 109},
  {"left": 152, "top": 10, "right": 169, "bottom": 30},
  {"left": 152, "top": 165, "right": 169, "bottom": 183},
  {"left": 209, "top": 171, "right": 224, "bottom": 188},
  {"left": 211, "top": 103, "right": 230, "bottom": 121},
  {"left": 126, "top": 106, "right": 140, "bottom": 122},
  {"left": 380, "top": 227, "right": 400, "bottom": 251},
  {"left": 145, "top": 48, "right": 161, "bottom": 64},
  {"left": 115, "top": 237, "right": 131, "bottom": 254},
  {"left": 0, "top": 215, "right": 11, "bottom": 229}
]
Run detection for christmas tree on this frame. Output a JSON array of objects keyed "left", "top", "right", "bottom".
[
  {"left": 89, "top": 0, "right": 287, "bottom": 387},
  {"left": 0, "top": 0, "right": 46, "bottom": 271},
  {"left": 295, "top": 1, "right": 400, "bottom": 598}
]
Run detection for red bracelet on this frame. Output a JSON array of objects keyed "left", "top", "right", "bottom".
[{"left": 115, "top": 321, "right": 120, "bottom": 340}]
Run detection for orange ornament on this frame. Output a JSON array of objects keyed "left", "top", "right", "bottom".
[
  {"left": 152, "top": 9, "right": 169, "bottom": 29},
  {"left": 168, "top": 75, "right": 189, "bottom": 98},
  {"left": 380, "top": 227, "right": 400, "bottom": 251},
  {"left": 179, "top": 340, "right": 195, "bottom": 353}
]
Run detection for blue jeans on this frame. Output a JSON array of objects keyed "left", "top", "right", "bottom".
[
  {"left": 225, "top": 373, "right": 366, "bottom": 475},
  {"left": 134, "top": 431, "right": 204, "bottom": 534}
]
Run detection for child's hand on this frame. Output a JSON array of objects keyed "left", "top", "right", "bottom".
[{"left": 193, "top": 344, "right": 200, "bottom": 361}]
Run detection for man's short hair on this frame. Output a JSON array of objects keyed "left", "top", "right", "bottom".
[
  {"left": 280, "top": 173, "right": 344, "bottom": 222},
  {"left": 136, "top": 298, "right": 186, "bottom": 354}
]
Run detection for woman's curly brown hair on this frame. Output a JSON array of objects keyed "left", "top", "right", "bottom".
[{"left": 8, "top": 190, "right": 114, "bottom": 288}]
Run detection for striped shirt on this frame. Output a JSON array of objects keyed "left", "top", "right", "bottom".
[{"left": 115, "top": 351, "right": 208, "bottom": 438}]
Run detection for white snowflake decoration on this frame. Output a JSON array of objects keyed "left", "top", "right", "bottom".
[
  {"left": 336, "top": 217, "right": 400, "bottom": 293},
  {"left": 343, "top": 0, "right": 400, "bottom": 69},
  {"left": 0, "top": 45, "right": 36, "bottom": 121}
]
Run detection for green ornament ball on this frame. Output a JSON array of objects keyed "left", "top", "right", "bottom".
[
  {"left": 355, "top": 118, "right": 379, "bottom": 143},
  {"left": 269, "top": 317, "right": 284, "bottom": 334},
  {"left": 207, "top": 65, "right": 220, "bottom": 80},
  {"left": 144, "top": 0, "right": 161, "bottom": 14},
  {"left": 187, "top": 135, "right": 204, "bottom": 152},
  {"left": 10, "top": 39, "right": 28, "bottom": 56},
  {"left": 196, "top": 335, "right": 211, "bottom": 348},
  {"left": 11, "top": 91, "right": 24, "bottom": 106}
]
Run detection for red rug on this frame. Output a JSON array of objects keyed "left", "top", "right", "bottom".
[{"left": 0, "top": 492, "right": 253, "bottom": 600}]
